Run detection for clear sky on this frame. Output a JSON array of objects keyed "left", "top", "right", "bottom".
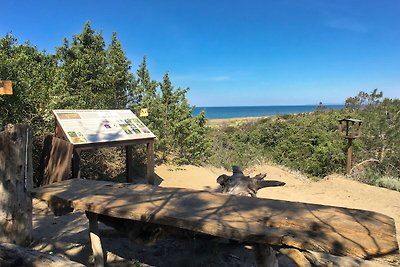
[{"left": 1, "top": 0, "right": 399, "bottom": 107}]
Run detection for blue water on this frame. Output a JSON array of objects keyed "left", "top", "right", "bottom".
[{"left": 192, "top": 105, "right": 344, "bottom": 119}]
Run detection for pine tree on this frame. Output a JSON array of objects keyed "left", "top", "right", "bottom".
[
  {"left": 158, "top": 72, "right": 175, "bottom": 159},
  {"left": 132, "top": 56, "right": 158, "bottom": 108},
  {"left": 106, "top": 32, "right": 134, "bottom": 109},
  {"left": 56, "top": 21, "right": 110, "bottom": 109},
  {"left": 157, "top": 72, "right": 210, "bottom": 162},
  {"left": 345, "top": 89, "right": 383, "bottom": 111},
  {"left": 131, "top": 56, "right": 161, "bottom": 133}
]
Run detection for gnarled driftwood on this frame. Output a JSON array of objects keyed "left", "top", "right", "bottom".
[
  {"left": 217, "top": 166, "right": 285, "bottom": 197},
  {"left": 217, "top": 166, "right": 285, "bottom": 267}
]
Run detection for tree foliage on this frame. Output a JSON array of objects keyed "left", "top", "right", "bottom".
[
  {"left": 0, "top": 22, "right": 210, "bottom": 183},
  {"left": 345, "top": 88, "right": 383, "bottom": 111},
  {"left": 355, "top": 96, "right": 400, "bottom": 177},
  {"left": 56, "top": 21, "right": 112, "bottom": 109},
  {"left": 0, "top": 33, "right": 59, "bottom": 133},
  {"left": 107, "top": 32, "right": 135, "bottom": 109},
  {"left": 131, "top": 60, "right": 210, "bottom": 163}
]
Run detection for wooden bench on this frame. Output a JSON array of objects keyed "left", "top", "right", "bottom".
[{"left": 30, "top": 179, "right": 399, "bottom": 266}]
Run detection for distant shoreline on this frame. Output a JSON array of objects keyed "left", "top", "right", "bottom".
[
  {"left": 208, "top": 116, "right": 269, "bottom": 122},
  {"left": 206, "top": 116, "right": 271, "bottom": 126},
  {"left": 193, "top": 104, "right": 344, "bottom": 120}
]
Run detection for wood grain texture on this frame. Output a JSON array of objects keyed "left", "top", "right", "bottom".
[
  {"left": 146, "top": 140, "right": 155, "bottom": 184},
  {"left": 86, "top": 211, "right": 105, "bottom": 267},
  {"left": 30, "top": 179, "right": 399, "bottom": 263},
  {"left": 0, "top": 124, "right": 32, "bottom": 246},
  {"left": 39, "top": 135, "right": 73, "bottom": 185},
  {"left": 125, "top": 145, "right": 134, "bottom": 183}
]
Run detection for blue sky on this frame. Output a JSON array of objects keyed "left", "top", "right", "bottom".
[{"left": 1, "top": 0, "right": 399, "bottom": 106}]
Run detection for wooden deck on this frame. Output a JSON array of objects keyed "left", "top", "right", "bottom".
[{"left": 30, "top": 179, "right": 399, "bottom": 263}]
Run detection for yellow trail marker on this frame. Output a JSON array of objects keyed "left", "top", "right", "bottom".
[
  {"left": 140, "top": 108, "right": 148, "bottom": 117},
  {"left": 0, "top": 80, "right": 12, "bottom": 95}
]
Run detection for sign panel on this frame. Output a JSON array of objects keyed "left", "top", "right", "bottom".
[
  {"left": 53, "top": 110, "right": 155, "bottom": 145},
  {"left": 0, "top": 80, "right": 12, "bottom": 95}
]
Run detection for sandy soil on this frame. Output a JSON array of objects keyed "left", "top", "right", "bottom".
[
  {"left": 31, "top": 163, "right": 400, "bottom": 266},
  {"left": 207, "top": 116, "right": 268, "bottom": 128}
]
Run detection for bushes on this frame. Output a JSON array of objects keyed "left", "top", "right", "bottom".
[
  {"left": 208, "top": 122, "right": 266, "bottom": 169},
  {"left": 208, "top": 98, "right": 400, "bottom": 187},
  {"left": 260, "top": 111, "right": 345, "bottom": 177},
  {"left": 209, "top": 110, "right": 349, "bottom": 178},
  {"left": 356, "top": 98, "right": 400, "bottom": 177}
]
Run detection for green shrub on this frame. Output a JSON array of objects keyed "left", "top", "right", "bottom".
[{"left": 208, "top": 94, "right": 400, "bottom": 190}]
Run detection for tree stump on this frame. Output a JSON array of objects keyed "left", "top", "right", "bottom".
[{"left": 0, "top": 124, "right": 33, "bottom": 246}]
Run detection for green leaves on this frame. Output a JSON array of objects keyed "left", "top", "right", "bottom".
[
  {"left": 209, "top": 93, "right": 400, "bottom": 187},
  {"left": 107, "top": 32, "right": 134, "bottom": 109},
  {"left": 56, "top": 21, "right": 110, "bottom": 109},
  {"left": 131, "top": 62, "right": 210, "bottom": 164},
  {"left": 345, "top": 89, "right": 383, "bottom": 111},
  {"left": 0, "top": 34, "right": 59, "bottom": 132},
  {"left": 255, "top": 111, "right": 348, "bottom": 177},
  {"left": 1, "top": 22, "right": 211, "bottom": 184},
  {"left": 356, "top": 98, "right": 400, "bottom": 177}
]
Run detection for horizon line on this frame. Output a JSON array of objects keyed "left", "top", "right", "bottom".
[{"left": 193, "top": 104, "right": 344, "bottom": 108}]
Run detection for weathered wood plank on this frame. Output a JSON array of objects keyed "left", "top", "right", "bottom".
[
  {"left": 146, "top": 140, "right": 155, "bottom": 185},
  {"left": 125, "top": 145, "right": 134, "bottom": 183},
  {"left": 301, "top": 249, "right": 393, "bottom": 267},
  {"left": 71, "top": 150, "right": 81, "bottom": 179},
  {"left": 39, "top": 135, "right": 73, "bottom": 186},
  {"left": 0, "top": 124, "right": 32, "bottom": 246},
  {"left": 30, "top": 179, "right": 399, "bottom": 262}
]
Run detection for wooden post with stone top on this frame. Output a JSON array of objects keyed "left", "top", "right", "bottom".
[{"left": 0, "top": 124, "right": 33, "bottom": 246}]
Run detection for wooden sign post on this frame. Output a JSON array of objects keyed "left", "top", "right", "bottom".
[
  {"left": 0, "top": 80, "right": 13, "bottom": 95},
  {"left": 339, "top": 118, "right": 362, "bottom": 175},
  {"left": 0, "top": 124, "right": 32, "bottom": 246}
]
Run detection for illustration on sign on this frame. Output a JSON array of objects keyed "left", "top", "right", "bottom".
[{"left": 53, "top": 110, "right": 155, "bottom": 145}]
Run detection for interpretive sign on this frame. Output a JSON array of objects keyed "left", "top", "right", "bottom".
[
  {"left": 53, "top": 109, "right": 155, "bottom": 145},
  {"left": 0, "top": 80, "right": 12, "bottom": 95}
]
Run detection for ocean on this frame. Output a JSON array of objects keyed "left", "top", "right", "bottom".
[{"left": 192, "top": 105, "right": 344, "bottom": 119}]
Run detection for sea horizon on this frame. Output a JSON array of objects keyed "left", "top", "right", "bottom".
[{"left": 192, "top": 104, "right": 344, "bottom": 119}]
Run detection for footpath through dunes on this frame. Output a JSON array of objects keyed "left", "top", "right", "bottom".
[{"left": 156, "top": 164, "right": 400, "bottom": 250}]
